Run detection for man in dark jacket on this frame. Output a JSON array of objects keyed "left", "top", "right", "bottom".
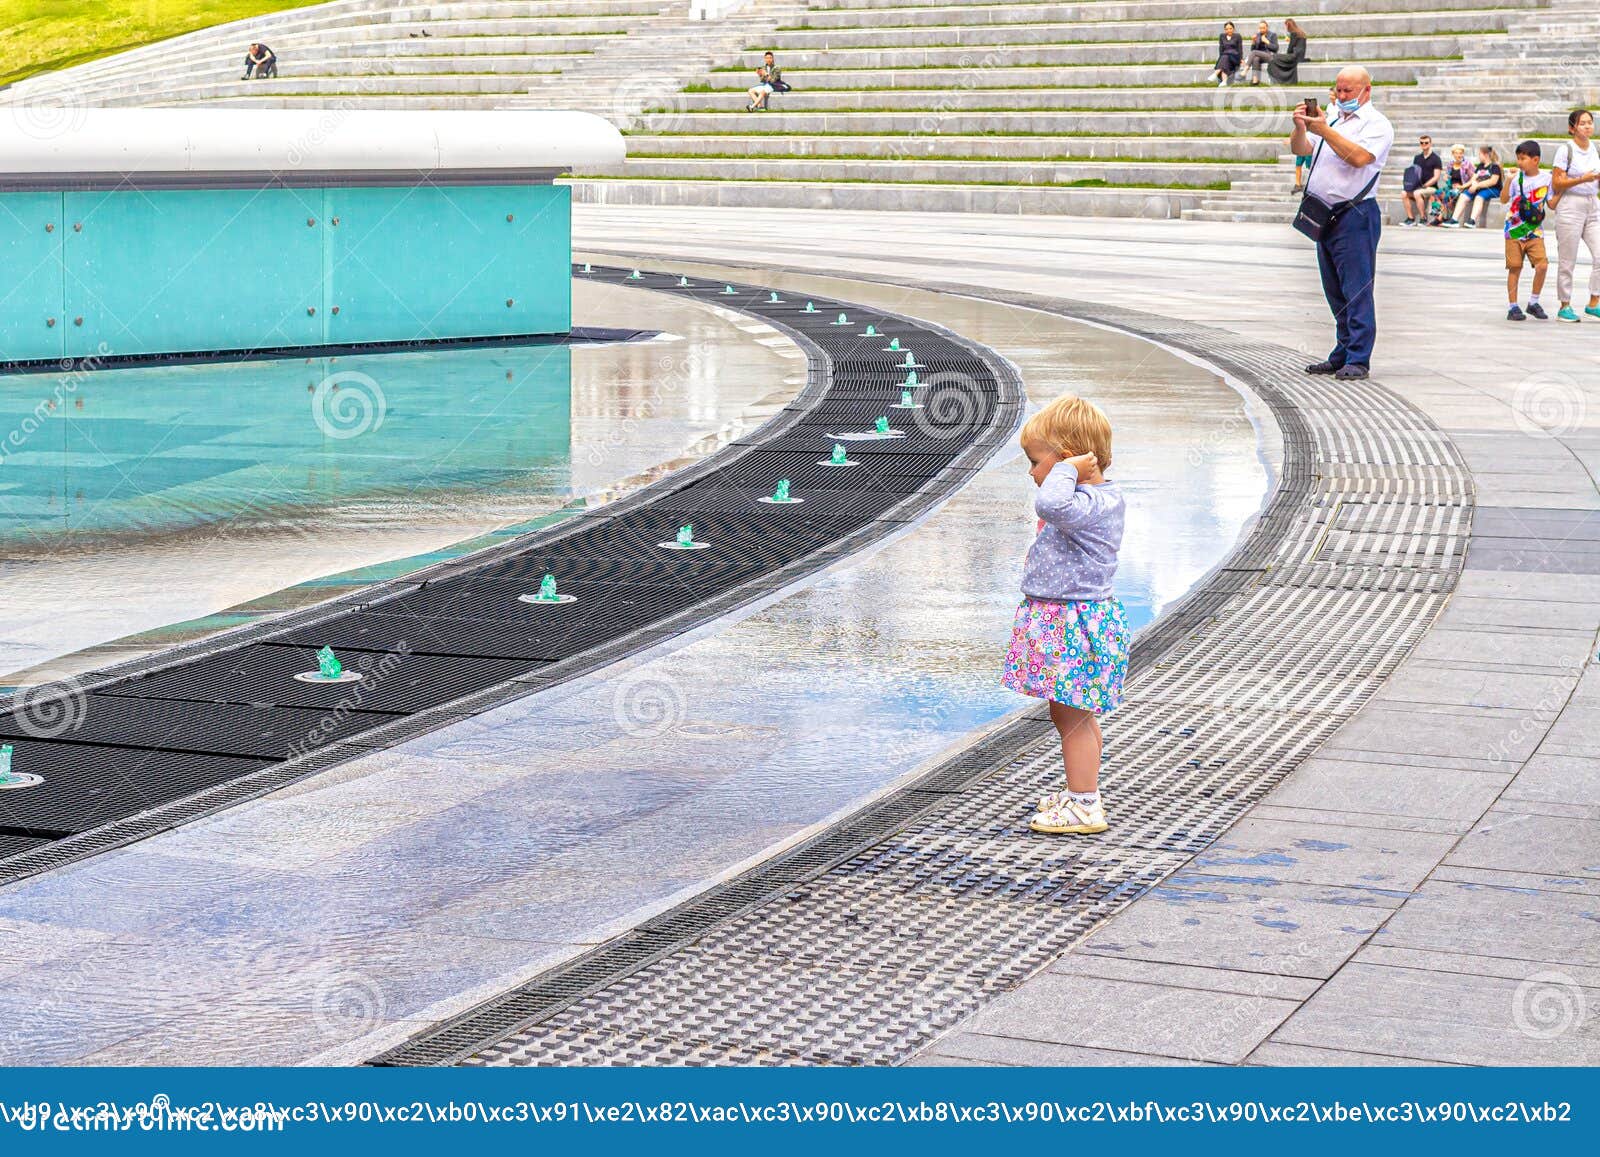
[
  {"left": 1246, "top": 22, "right": 1279, "bottom": 84},
  {"left": 243, "top": 43, "right": 277, "bottom": 80}
]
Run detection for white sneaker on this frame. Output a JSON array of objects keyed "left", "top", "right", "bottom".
[{"left": 1030, "top": 798, "right": 1108, "bottom": 835}]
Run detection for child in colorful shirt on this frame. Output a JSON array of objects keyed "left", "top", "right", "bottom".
[
  {"left": 1001, "top": 394, "right": 1129, "bottom": 836},
  {"left": 1501, "top": 140, "right": 1551, "bottom": 321}
]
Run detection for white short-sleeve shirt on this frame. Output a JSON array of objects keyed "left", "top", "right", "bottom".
[
  {"left": 1305, "top": 101, "right": 1395, "bottom": 203},
  {"left": 1552, "top": 140, "right": 1600, "bottom": 199}
]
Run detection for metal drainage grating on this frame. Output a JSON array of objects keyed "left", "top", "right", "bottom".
[{"left": 369, "top": 287, "right": 1472, "bottom": 1068}]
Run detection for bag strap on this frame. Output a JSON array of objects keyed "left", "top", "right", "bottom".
[{"left": 1302, "top": 131, "right": 1381, "bottom": 206}]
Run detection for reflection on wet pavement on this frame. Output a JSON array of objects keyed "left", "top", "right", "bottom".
[
  {"left": 0, "top": 282, "right": 802, "bottom": 681},
  {"left": 0, "top": 272, "right": 1267, "bottom": 1065}
]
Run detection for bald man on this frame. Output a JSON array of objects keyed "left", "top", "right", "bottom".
[{"left": 1291, "top": 65, "right": 1394, "bottom": 380}]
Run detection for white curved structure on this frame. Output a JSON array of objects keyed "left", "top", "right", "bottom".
[{"left": 0, "top": 107, "right": 625, "bottom": 188}]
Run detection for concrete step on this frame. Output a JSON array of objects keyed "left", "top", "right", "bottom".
[
  {"left": 622, "top": 132, "right": 1286, "bottom": 160},
  {"left": 695, "top": 63, "right": 1444, "bottom": 90},
  {"left": 760, "top": 11, "right": 1524, "bottom": 48},
  {"left": 570, "top": 174, "right": 1205, "bottom": 215},
  {"left": 786, "top": 0, "right": 1539, "bottom": 32},
  {"left": 712, "top": 35, "right": 1477, "bottom": 70},
  {"left": 632, "top": 109, "right": 1294, "bottom": 133},
  {"left": 595, "top": 155, "right": 1243, "bottom": 184},
  {"left": 667, "top": 77, "right": 1423, "bottom": 113}
]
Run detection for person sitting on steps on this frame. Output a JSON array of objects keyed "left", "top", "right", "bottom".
[
  {"left": 1207, "top": 22, "right": 1243, "bottom": 86},
  {"left": 746, "top": 52, "right": 785, "bottom": 112},
  {"left": 1245, "top": 21, "right": 1279, "bottom": 85},
  {"left": 242, "top": 43, "right": 276, "bottom": 80},
  {"left": 1445, "top": 146, "right": 1502, "bottom": 229}
]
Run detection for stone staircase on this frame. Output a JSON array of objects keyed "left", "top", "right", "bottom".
[
  {"left": 0, "top": 0, "right": 791, "bottom": 114},
  {"left": 4, "top": 0, "right": 1587, "bottom": 219},
  {"left": 1184, "top": 0, "right": 1600, "bottom": 221},
  {"left": 574, "top": 0, "right": 1559, "bottom": 216}
]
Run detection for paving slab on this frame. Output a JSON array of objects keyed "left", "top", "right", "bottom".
[
  {"left": 1444, "top": 808, "right": 1600, "bottom": 881},
  {"left": 1262, "top": 756, "right": 1510, "bottom": 824},
  {"left": 1073, "top": 876, "right": 1391, "bottom": 980},
  {"left": 1189, "top": 816, "right": 1455, "bottom": 892},
  {"left": 958, "top": 972, "right": 1299, "bottom": 1065},
  {"left": 1502, "top": 753, "right": 1600, "bottom": 809},
  {"left": 918, "top": 1031, "right": 1220, "bottom": 1067},
  {"left": 1269, "top": 962, "right": 1600, "bottom": 1066},
  {"left": 1374, "top": 879, "right": 1600, "bottom": 967},
  {"left": 1318, "top": 701, "right": 1553, "bottom": 765}
]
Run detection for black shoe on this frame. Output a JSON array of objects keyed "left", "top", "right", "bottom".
[
  {"left": 1527, "top": 302, "right": 1549, "bottom": 320},
  {"left": 1305, "top": 360, "right": 1342, "bottom": 375},
  {"left": 1508, "top": 304, "right": 1526, "bottom": 321},
  {"left": 1333, "top": 364, "right": 1369, "bottom": 380}
]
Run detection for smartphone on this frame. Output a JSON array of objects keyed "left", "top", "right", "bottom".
[{"left": 1303, "top": 97, "right": 1318, "bottom": 116}]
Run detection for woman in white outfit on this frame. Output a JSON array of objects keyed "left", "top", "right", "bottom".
[{"left": 1551, "top": 108, "right": 1600, "bottom": 322}]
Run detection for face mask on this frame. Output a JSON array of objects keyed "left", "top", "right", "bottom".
[{"left": 1335, "top": 97, "right": 1362, "bottom": 114}]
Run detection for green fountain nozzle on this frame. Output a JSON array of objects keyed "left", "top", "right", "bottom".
[
  {"left": 582, "top": 262, "right": 592, "bottom": 273},
  {"left": 863, "top": 324, "right": 878, "bottom": 337},
  {"left": 769, "top": 291, "right": 781, "bottom": 303},
  {"left": 678, "top": 275, "right": 690, "bottom": 287},
  {"left": 875, "top": 416, "right": 891, "bottom": 435},
  {"left": 772, "top": 479, "right": 791, "bottom": 502},
  {"left": 902, "top": 352, "right": 916, "bottom": 367},
  {"left": 628, "top": 268, "right": 643, "bottom": 280},
  {"left": 830, "top": 443, "right": 849, "bottom": 465},
  {"left": 835, "top": 312, "right": 849, "bottom": 324},
  {"left": 722, "top": 284, "right": 737, "bottom": 295},
  {"left": 905, "top": 370, "right": 919, "bottom": 386},
  {"left": 316, "top": 646, "right": 342, "bottom": 679},
  {"left": 537, "top": 574, "right": 558, "bottom": 601},
  {"left": 676, "top": 524, "right": 694, "bottom": 547},
  {"left": 0, "top": 743, "right": 12, "bottom": 780},
  {"left": 804, "top": 301, "right": 817, "bottom": 313},
  {"left": 887, "top": 337, "right": 900, "bottom": 351},
  {"left": 900, "top": 389, "right": 914, "bottom": 407}
]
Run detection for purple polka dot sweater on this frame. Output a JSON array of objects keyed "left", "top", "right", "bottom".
[{"left": 1021, "top": 462, "right": 1125, "bottom": 602}]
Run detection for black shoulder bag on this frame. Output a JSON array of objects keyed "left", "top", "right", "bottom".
[{"left": 1293, "top": 134, "right": 1381, "bottom": 243}]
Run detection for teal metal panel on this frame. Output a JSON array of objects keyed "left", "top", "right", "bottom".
[
  {"left": 62, "top": 187, "right": 325, "bottom": 358},
  {"left": 326, "top": 184, "right": 569, "bottom": 344},
  {"left": 0, "top": 193, "right": 65, "bottom": 362}
]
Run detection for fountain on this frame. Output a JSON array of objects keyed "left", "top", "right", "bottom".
[
  {"left": 519, "top": 572, "right": 578, "bottom": 605},
  {"left": 821, "top": 442, "right": 857, "bottom": 467},
  {"left": 760, "top": 478, "right": 803, "bottom": 504}
]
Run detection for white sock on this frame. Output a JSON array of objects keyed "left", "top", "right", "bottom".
[
  {"left": 1530, "top": 293, "right": 1541, "bottom": 305},
  {"left": 1069, "top": 790, "right": 1100, "bottom": 810}
]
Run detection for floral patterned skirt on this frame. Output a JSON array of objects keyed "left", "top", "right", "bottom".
[{"left": 1000, "top": 596, "right": 1129, "bottom": 715}]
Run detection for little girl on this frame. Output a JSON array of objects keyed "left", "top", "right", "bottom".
[{"left": 1001, "top": 394, "right": 1129, "bottom": 835}]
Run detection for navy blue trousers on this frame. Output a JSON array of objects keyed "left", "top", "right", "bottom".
[{"left": 1315, "top": 198, "right": 1381, "bottom": 368}]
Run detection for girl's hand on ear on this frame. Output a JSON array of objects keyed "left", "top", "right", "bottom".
[{"left": 1064, "top": 451, "right": 1099, "bottom": 479}]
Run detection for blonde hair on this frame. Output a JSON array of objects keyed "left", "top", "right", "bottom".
[
  {"left": 1020, "top": 394, "right": 1112, "bottom": 471},
  {"left": 1451, "top": 143, "right": 1467, "bottom": 155}
]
